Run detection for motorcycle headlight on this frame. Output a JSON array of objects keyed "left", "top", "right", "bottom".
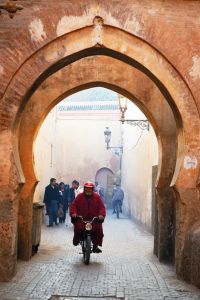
[{"left": 85, "top": 223, "right": 92, "bottom": 231}]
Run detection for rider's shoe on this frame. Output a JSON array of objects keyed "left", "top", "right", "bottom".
[
  {"left": 73, "top": 242, "right": 79, "bottom": 246},
  {"left": 93, "top": 246, "right": 102, "bottom": 253}
]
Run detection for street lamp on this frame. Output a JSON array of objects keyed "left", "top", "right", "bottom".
[
  {"left": 118, "top": 94, "right": 149, "bottom": 130},
  {"left": 104, "top": 127, "right": 123, "bottom": 155},
  {"left": 104, "top": 127, "right": 111, "bottom": 150},
  {"left": 118, "top": 95, "right": 127, "bottom": 124},
  {"left": 104, "top": 127, "right": 123, "bottom": 176}
]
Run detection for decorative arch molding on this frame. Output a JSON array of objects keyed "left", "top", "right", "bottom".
[
  {"left": 18, "top": 55, "right": 176, "bottom": 192},
  {"left": 0, "top": 24, "right": 197, "bottom": 188}
]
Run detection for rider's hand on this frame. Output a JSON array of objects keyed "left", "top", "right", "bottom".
[
  {"left": 98, "top": 215, "right": 104, "bottom": 220},
  {"left": 72, "top": 214, "right": 77, "bottom": 218}
]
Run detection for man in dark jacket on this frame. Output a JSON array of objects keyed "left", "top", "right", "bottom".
[
  {"left": 68, "top": 180, "right": 79, "bottom": 205},
  {"left": 58, "top": 182, "right": 69, "bottom": 223},
  {"left": 43, "top": 178, "right": 60, "bottom": 227}
]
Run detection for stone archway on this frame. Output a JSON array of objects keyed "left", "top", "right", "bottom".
[
  {"left": 17, "top": 55, "right": 177, "bottom": 266},
  {"left": 0, "top": 23, "right": 199, "bottom": 284}
]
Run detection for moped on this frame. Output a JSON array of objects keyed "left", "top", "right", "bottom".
[{"left": 77, "top": 216, "right": 99, "bottom": 265}]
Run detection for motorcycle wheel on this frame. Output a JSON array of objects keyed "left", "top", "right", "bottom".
[{"left": 84, "top": 234, "right": 91, "bottom": 265}]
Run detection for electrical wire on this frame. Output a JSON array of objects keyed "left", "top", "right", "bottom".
[{"left": 125, "top": 129, "right": 144, "bottom": 152}]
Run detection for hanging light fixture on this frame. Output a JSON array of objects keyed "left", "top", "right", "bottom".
[
  {"left": 104, "top": 127, "right": 111, "bottom": 149},
  {"left": 104, "top": 126, "right": 123, "bottom": 156},
  {"left": 118, "top": 94, "right": 128, "bottom": 124},
  {"left": 118, "top": 94, "right": 149, "bottom": 130}
]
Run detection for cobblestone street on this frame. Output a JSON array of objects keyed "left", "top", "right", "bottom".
[{"left": 0, "top": 211, "right": 200, "bottom": 300}]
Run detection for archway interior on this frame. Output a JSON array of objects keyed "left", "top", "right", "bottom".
[
  {"left": 15, "top": 42, "right": 181, "bottom": 265},
  {"left": 15, "top": 51, "right": 176, "bottom": 258},
  {"left": 33, "top": 86, "right": 158, "bottom": 234}
]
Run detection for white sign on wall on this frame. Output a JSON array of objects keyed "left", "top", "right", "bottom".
[{"left": 184, "top": 156, "right": 197, "bottom": 169}]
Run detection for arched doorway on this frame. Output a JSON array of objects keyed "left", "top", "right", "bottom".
[
  {"left": 95, "top": 167, "right": 115, "bottom": 206},
  {"left": 0, "top": 22, "right": 199, "bottom": 284},
  {"left": 95, "top": 167, "right": 114, "bottom": 190}
]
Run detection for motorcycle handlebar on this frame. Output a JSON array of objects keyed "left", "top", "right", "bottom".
[
  {"left": 77, "top": 216, "right": 99, "bottom": 223},
  {"left": 71, "top": 216, "right": 104, "bottom": 224}
]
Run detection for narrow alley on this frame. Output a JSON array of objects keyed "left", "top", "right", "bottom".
[{"left": 0, "top": 212, "right": 199, "bottom": 300}]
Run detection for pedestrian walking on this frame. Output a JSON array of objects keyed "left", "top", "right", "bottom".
[
  {"left": 43, "top": 178, "right": 60, "bottom": 227},
  {"left": 58, "top": 182, "right": 69, "bottom": 223},
  {"left": 112, "top": 183, "right": 124, "bottom": 214},
  {"left": 68, "top": 180, "right": 79, "bottom": 205}
]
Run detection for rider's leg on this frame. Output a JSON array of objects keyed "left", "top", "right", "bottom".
[
  {"left": 91, "top": 223, "right": 103, "bottom": 252},
  {"left": 73, "top": 220, "right": 85, "bottom": 246}
]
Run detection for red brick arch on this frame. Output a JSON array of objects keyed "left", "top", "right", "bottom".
[
  {"left": 5, "top": 25, "right": 199, "bottom": 188},
  {"left": 19, "top": 57, "right": 177, "bottom": 190},
  {"left": 0, "top": 24, "right": 200, "bottom": 283}
]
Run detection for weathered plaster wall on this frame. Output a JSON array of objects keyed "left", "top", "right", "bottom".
[
  {"left": 33, "top": 109, "right": 57, "bottom": 203},
  {"left": 34, "top": 95, "right": 121, "bottom": 199},
  {"left": 54, "top": 119, "right": 120, "bottom": 185},
  {"left": 122, "top": 103, "right": 158, "bottom": 231}
]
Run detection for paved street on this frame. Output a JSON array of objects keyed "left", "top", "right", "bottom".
[{"left": 0, "top": 211, "right": 200, "bottom": 300}]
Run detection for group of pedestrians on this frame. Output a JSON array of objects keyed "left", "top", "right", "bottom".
[
  {"left": 43, "top": 178, "right": 79, "bottom": 227},
  {"left": 43, "top": 177, "right": 124, "bottom": 227},
  {"left": 43, "top": 177, "right": 124, "bottom": 254}
]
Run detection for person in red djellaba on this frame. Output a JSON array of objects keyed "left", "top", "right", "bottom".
[{"left": 70, "top": 181, "right": 106, "bottom": 253}]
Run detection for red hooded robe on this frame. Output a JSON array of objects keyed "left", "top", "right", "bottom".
[{"left": 70, "top": 192, "right": 106, "bottom": 246}]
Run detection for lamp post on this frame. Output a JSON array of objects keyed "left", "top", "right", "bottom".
[
  {"left": 104, "top": 95, "right": 150, "bottom": 177},
  {"left": 104, "top": 127, "right": 123, "bottom": 154},
  {"left": 118, "top": 94, "right": 149, "bottom": 130},
  {"left": 118, "top": 95, "right": 127, "bottom": 124},
  {"left": 104, "top": 127, "right": 123, "bottom": 176},
  {"left": 104, "top": 126, "right": 111, "bottom": 150}
]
